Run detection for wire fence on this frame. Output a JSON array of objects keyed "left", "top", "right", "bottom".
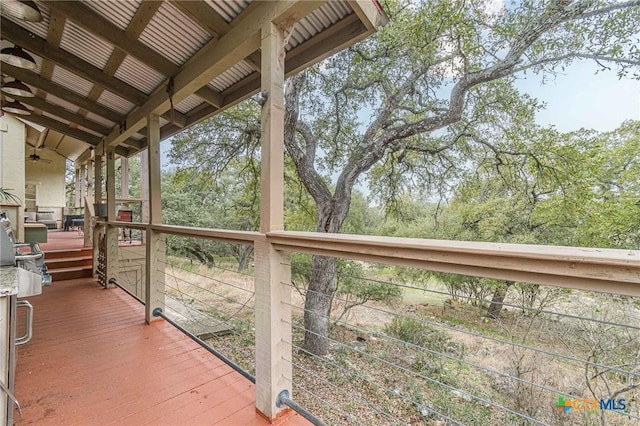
[
  {"left": 111, "top": 229, "right": 640, "bottom": 425},
  {"left": 282, "top": 256, "right": 640, "bottom": 426}
]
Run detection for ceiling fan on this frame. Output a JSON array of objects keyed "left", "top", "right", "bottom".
[{"left": 26, "top": 146, "right": 52, "bottom": 163}]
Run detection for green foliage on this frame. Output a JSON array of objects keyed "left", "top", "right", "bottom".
[
  {"left": 0, "top": 188, "right": 20, "bottom": 204},
  {"left": 384, "top": 316, "right": 451, "bottom": 351}
]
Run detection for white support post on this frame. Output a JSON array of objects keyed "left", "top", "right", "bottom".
[
  {"left": 144, "top": 114, "right": 165, "bottom": 324},
  {"left": 254, "top": 21, "right": 292, "bottom": 420},
  {"left": 92, "top": 153, "right": 102, "bottom": 275},
  {"left": 74, "top": 167, "right": 80, "bottom": 207},
  {"left": 120, "top": 156, "right": 129, "bottom": 199},
  {"left": 79, "top": 163, "right": 86, "bottom": 208},
  {"left": 105, "top": 148, "right": 118, "bottom": 288},
  {"left": 140, "top": 150, "right": 149, "bottom": 225}
]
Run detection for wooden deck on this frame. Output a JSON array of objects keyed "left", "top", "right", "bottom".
[{"left": 14, "top": 277, "right": 308, "bottom": 425}]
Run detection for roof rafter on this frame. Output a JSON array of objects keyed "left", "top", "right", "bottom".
[
  {"left": 1, "top": 17, "right": 148, "bottom": 106},
  {"left": 2, "top": 63, "right": 123, "bottom": 123},
  {"left": 105, "top": 0, "right": 324, "bottom": 148}
]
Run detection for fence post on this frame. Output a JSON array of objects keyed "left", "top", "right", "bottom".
[
  {"left": 144, "top": 114, "right": 165, "bottom": 324},
  {"left": 254, "top": 20, "right": 292, "bottom": 420},
  {"left": 105, "top": 147, "right": 118, "bottom": 288}
]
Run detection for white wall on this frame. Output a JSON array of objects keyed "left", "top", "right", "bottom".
[
  {"left": 0, "top": 114, "right": 26, "bottom": 240},
  {"left": 25, "top": 153, "right": 66, "bottom": 208}
]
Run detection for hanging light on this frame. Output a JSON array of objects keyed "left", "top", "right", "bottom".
[
  {"left": 0, "top": 0, "right": 43, "bottom": 22},
  {"left": 2, "top": 100, "right": 31, "bottom": 115},
  {"left": 0, "top": 46, "right": 37, "bottom": 70},
  {"left": 1, "top": 80, "right": 34, "bottom": 97}
]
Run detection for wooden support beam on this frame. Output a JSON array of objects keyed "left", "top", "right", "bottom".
[
  {"left": 13, "top": 94, "right": 110, "bottom": 136},
  {"left": 170, "top": 1, "right": 229, "bottom": 37},
  {"left": 144, "top": 114, "right": 164, "bottom": 323},
  {"left": 160, "top": 110, "right": 187, "bottom": 128},
  {"left": 44, "top": 1, "right": 177, "bottom": 76},
  {"left": 268, "top": 231, "right": 640, "bottom": 297},
  {"left": 1, "top": 63, "right": 123, "bottom": 124},
  {"left": 104, "top": 1, "right": 323, "bottom": 148},
  {"left": 105, "top": 148, "right": 119, "bottom": 288},
  {"left": 254, "top": 21, "right": 291, "bottom": 421},
  {"left": 44, "top": 1, "right": 226, "bottom": 110},
  {"left": 184, "top": 14, "right": 368, "bottom": 130},
  {"left": 1, "top": 17, "right": 148, "bottom": 106},
  {"left": 348, "top": 0, "right": 388, "bottom": 31},
  {"left": 20, "top": 112, "right": 102, "bottom": 146}
]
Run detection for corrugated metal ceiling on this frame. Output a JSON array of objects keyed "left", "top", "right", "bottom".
[
  {"left": 138, "top": 2, "right": 212, "bottom": 67},
  {"left": 0, "top": 0, "right": 377, "bottom": 158}
]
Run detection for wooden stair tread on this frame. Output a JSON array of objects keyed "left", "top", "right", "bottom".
[
  {"left": 46, "top": 256, "right": 93, "bottom": 263},
  {"left": 49, "top": 266, "right": 94, "bottom": 273}
]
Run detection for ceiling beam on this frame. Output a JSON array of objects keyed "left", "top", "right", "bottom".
[
  {"left": 43, "top": 1, "right": 225, "bottom": 110},
  {"left": 43, "top": 1, "right": 177, "bottom": 76},
  {"left": 169, "top": 0, "right": 229, "bottom": 38},
  {"left": 1, "top": 17, "right": 148, "bottom": 106},
  {"left": 22, "top": 112, "right": 101, "bottom": 145},
  {"left": 1, "top": 63, "right": 123, "bottom": 123},
  {"left": 184, "top": 14, "right": 367, "bottom": 128},
  {"left": 104, "top": 1, "right": 324, "bottom": 148},
  {"left": 13, "top": 94, "right": 111, "bottom": 135}
]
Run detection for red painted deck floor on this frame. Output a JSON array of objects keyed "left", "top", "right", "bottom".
[{"left": 14, "top": 277, "right": 308, "bottom": 426}]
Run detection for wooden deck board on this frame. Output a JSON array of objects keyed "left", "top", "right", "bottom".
[{"left": 14, "top": 277, "right": 308, "bottom": 426}]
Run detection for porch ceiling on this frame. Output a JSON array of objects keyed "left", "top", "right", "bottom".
[{"left": 1, "top": 0, "right": 387, "bottom": 161}]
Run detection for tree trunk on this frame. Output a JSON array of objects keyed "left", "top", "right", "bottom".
[
  {"left": 236, "top": 246, "right": 253, "bottom": 272},
  {"left": 302, "top": 255, "right": 337, "bottom": 356},
  {"left": 486, "top": 281, "right": 514, "bottom": 319}
]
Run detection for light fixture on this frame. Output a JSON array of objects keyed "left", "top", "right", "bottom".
[
  {"left": 0, "top": 0, "right": 43, "bottom": 22},
  {"left": 1, "top": 80, "right": 34, "bottom": 97},
  {"left": 0, "top": 46, "right": 37, "bottom": 70},
  {"left": 2, "top": 100, "right": 31, "bottom": 115}
]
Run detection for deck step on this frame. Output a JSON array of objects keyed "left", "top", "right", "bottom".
[
  {"left": 45, "top": 256, "right": 93, "bottom": 270},
  {"left": 48, "top": 265, "right": 94, "bottom": 281},
  {"left": 43, "top": 247, "right": 94, "bottom": 282},
  {"left": 44, "top": 247, "right": 93, "bottom": 260}
]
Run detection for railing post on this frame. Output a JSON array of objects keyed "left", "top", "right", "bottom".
[
  {"left": 254, "top": 20, "right": 292, "bottom": 420},
  {"left": 144, "top": 114, "right": 165, "bottom": 324},
  {"left": 105, "top": 147, "right": 118, "bottom": 288},
  {"left": 92, "top": 152, "right": 102, "bottom": 275}
]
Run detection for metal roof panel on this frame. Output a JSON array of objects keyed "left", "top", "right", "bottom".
[
  {"left": 96, "top": 90, "right": 136, "bottom": 115},
  {"left": 84, "top": 0, "right": 141, "bottom": 31},
  {"left": 204, "top": 0, "right": 251, "bottom": 22},
  {"left": 174, "top": 94, "right": 203, "bottom": 114},
  {"left": 287, "top": 1, "right": 351, "bottom": 49},
  {"left": 139, "top": 2, "right": 212, "bottom": 67},
  {"left": 44, "top": 93, "right": 80, "bottom": 114},
  {"left": 51, "top": 65, "right": 94, "bottom": 98},
  {"left": 60, "top": 19, "right": 115, "bottom": 70},
  {"left": 115, "top": 55, "right": 166, "bottom": 95},
  {"left": 85, "top": 112, "right": 116, "bottom": 128},
  {"left": 208, "top": 61, "right": 254, "bottom": 92}
]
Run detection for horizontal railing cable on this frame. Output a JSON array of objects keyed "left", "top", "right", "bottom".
[
  {"left": 282, "top": 343, "right": 464, "bottom": 426},
  {"left": 279, "top": 297, "right": 584, "bottom": 403},
  {"left": 285, "top": 263, "right": 640, "bottom": 332},
  {"left": 162, "top": 269, "right": 255, "bottom": 310},
  {"left": 152, "top": 307, "right": 255, "bottom": 384},
  {"left": 162, "top": 290, "right": 254, "bottom": 332},
  {"left": 159, "top": 258, "right": 255, "bottom": 294},
  {"left": 284, "top": 319, "right": 549, "bottom": 426},
  {"left": 285, "top": 283, "right": 640, "bottom": 380}
]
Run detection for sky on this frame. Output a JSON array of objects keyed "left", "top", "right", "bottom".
[{"left": 515, "top": 61, "right": 640, "bottom": 132}]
